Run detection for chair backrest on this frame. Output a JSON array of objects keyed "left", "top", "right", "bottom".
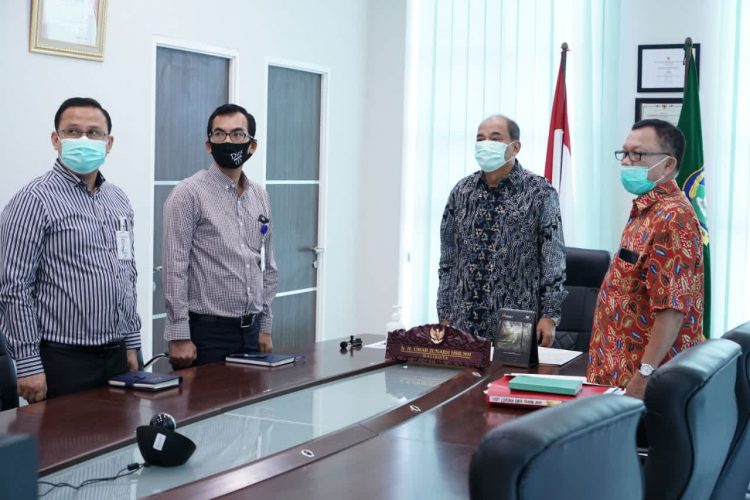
[
  {"left": 469, "top": 394, "right": 644, "bottom": 500},
  {"left": 555, "top": 247, "right": 610, "bottom": 351},
  {"left": 0, "top": 331, "right": 18, "bottom": 411},
  {"left": 710, "top": 323, "right": 750, "bottom": 500},
  {"left": 643, "top": 338, "right": 741, "bottom": 500}
]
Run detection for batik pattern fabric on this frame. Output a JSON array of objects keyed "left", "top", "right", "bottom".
[
  {"left": 587, "top": 180, "right": 704, "bottom": 387},
  {"left": 437, "top": 162, "right": 567, "bottom": 339}
]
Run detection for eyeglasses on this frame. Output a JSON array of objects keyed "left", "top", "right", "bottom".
[
  {"left": 614, "top": 150, "right": 671, "bottom": 162},
  {"left": 208, "top": 130, "right": 254, "bottom": 143},
  {"left": 58, "top": 128, "right": 108, "bottom": 140}
]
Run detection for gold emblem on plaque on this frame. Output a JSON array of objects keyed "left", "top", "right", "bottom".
[{"left": 430, "top": 326, "right": 445, "bottom": 344}]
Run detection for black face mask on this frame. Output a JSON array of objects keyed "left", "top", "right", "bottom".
[{"left": 209, "top": 142, "right": 252, "bottom": 169}]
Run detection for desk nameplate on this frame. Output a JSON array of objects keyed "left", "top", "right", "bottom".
[{"left": 385, "top": 324, "right": 491, "bottom": 369}]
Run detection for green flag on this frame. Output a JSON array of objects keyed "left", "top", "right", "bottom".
[{"left": 676, "top": 39, "right": 711, "bottom": 337}]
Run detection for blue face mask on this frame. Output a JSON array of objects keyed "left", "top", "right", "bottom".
[
  {"left": 619, "top": 156, "right": 669, "bottom": 195},
  {"left": 60, "top": 138, "right": 107, "bottom": 174},
  {"left": 475, "top": 140, "right": 515, "bottom": 172}
]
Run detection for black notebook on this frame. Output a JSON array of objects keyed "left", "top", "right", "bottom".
[
  {"left": 225, "top": 353, "right": 296, "bottom": 367},
  {"left": 108, "top": 371, "right": 182, "bottom": 391}
]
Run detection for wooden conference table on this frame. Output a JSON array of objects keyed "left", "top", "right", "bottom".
[{"left": 0, "top": 335, "right": 587, "bottom": 499}]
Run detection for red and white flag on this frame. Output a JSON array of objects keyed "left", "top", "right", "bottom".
[{"left": 544, "top": 44, "right": 575, "bottom": 242}]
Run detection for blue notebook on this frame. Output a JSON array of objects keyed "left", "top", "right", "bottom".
[
  {"left": 225, "top": 353, "right": 296, "bottom": 367},
  {"left": 108, "top": 371, "right": 182, "bottom": 391}
]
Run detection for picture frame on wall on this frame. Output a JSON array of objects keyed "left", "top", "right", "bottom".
[
  {"left": 635, "top": 98, "right": 683, "bottom": 126},
  {"left": 29, "top": 0, "right": 108, "bottom": 62},
  {"left": 637, "top": 43, "right": 700, "bottom": 93}
]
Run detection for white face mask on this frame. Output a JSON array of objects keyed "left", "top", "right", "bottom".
[{"left": 475, "top": 140, "right": 515, "bottom": 172}]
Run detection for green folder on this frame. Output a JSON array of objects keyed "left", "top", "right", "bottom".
[{"left": 508, "top": 375, "right": 583, "bottom": 396}]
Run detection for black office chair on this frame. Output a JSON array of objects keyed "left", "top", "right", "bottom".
[
  {"left": 710, "top": 323, "right": 750, "bottom": 500},
  {"left": 469, "top": 394, "right": 645, "bottom": 500},
  {"left": 643, "top": 338, "right": 741, "bottom": 500},
  {"left": 555, "top": 247, "right": 610, "bottom": 351},
  {"left": 0, "top": 331, "right": 18, "bottom": 411}
]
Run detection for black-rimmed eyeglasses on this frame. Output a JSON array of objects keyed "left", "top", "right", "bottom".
[
  {"left": 614, "top": 150, "right": 671, "bottom": 162},
  {"left": 209, "top": 130, "right": 254, "bottom": 143}
]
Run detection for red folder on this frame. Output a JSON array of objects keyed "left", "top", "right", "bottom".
[{"left": 485, "top": 375, "right": 619, "bottom": 409}]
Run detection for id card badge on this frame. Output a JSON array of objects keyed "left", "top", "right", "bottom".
[{"left": 116, "top": 217, "right": 133, "bottom": 261}]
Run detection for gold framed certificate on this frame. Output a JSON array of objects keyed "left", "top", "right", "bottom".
[{"left": 29, "top": 0, "right": 108, "bottom": 61}]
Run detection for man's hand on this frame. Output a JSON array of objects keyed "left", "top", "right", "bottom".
[
  {"left": 169, "top": 339, "right": 197, "bottom": 369},
  {"left": 536, "top": 317, "right": 556, "bottom": 347},
  {"left": 18, "top": 373, "right": 47, "bottom": 403},
  {"left": 625, "top": 372, "right": 648, "bottom": 400},
  {"left": 259, "top": 332, "right": 273, "bottom": 353},
  {"left": 126, "top": 349, "right": 139, "bottom": 371}
]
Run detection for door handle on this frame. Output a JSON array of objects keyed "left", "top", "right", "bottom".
[{"left": 309, "top": 247, "right": 324, "bottom": 269}]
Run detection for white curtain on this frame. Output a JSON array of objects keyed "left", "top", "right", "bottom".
[
  {"left": 711, "top": 0, "right": 750, "bottom": 335},
  {"left": 401, "top": 0, "right": 624, "bottom": 325}
]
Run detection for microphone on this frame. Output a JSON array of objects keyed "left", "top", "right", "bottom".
[
  {"left": 136, "top": 413, "right": 196, "bottom": 467},
  {"left": 340, "top": 335, "right": 363, "bottom": 350}
]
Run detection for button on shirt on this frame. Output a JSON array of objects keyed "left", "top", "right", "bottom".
[
  {"left": 587, "top": 180, "right": 704, "bottom": 387},
  {"left": 437, "top": 162, "right": 567, "bottom": 339},
  {"left": 163, "top": 164, "right": 278, "bottom": 341},
  {"left": 0, "top": 161, "right": 142, "bottom": 377}
]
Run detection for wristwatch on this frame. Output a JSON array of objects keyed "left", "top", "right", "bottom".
[
  {"left": 638, "top": 362, "right": 656, "bottom": 377},
  {"left": 546, "top": 316, "right": 561, "bottom": 327}
]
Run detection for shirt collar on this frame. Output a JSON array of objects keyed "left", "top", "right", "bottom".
[
  {"left": 208, "top": 163, "right": 249, "bottom": 191},
  {"left": 632, "top": 179, "right": 681, "bottom": 214},
  {"left": 475, "top": 160, "right": 523, "bottom": 189},
  {"left": 53, "top": 160, "right": 105, "bottom": 189}
]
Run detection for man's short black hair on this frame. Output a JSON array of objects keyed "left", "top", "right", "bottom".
[
  {"left": 632, "top": 119, "right": 685, "bottom": 170},
  {"left": 206, "top": 104, "right": 256, "bottom": 138},
  {"left": 54, "top": 97, "right": 112, "bottom": 133}
]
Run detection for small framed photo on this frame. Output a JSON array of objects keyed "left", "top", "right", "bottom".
[
  {"left": 29, "top": 0, "right": 108, "bottom": 62},
  {"left": 635, "top": 98, "right": 683, "bottom": 126},
  {"left": 637, "top": 43, "right": 700, "bottom": 93}
]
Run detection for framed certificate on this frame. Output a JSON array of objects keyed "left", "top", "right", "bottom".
[
  {"left": 635, "top": 98, "right": 683, "bottom": 126},
  {"left": 29, "top": 0, "right": 108, "bottom": 61},
  {"left": 637, "top": 43, "right": 700, "bottom": 92}
]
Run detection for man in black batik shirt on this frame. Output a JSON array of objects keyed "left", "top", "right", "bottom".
[{"left": 437, "top": 114, "right": 567, "bottom": 347}]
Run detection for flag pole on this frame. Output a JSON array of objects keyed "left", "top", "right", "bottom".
[
  {"left": 683, "top": 37, "right": 692, "bottom": 89},
  {"left": 557, "top": 43, "right": 569, "bottom": 189}
]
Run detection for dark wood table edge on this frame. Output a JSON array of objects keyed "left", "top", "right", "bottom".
[
  {"left": 35, "top": 337, "right": 394, "bottom": 475},
  {"left": 146, "top": 363, "right": 499, "bottom": 499}
]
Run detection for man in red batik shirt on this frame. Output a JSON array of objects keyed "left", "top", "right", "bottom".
[{"left": 587, "top": 119, "right": 704, "bottom": 399}]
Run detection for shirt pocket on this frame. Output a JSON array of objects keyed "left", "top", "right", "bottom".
[{"left": 610, "top": 253, "right": 644, "bottom": 297}]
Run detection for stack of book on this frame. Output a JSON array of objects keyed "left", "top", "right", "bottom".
[{"left": 485, "top": 374, "right": 622, "bottom": 409}]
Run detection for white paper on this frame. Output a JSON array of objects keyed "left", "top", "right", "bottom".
[
  {"left": 538, "top": 346, "right": 583, "bottom": 366},
  {"left": 42, "top": 0, "right": 98, "bottom": 46},
  {"left": 364, "top": 340, "right": 387, "bottom": 349}
]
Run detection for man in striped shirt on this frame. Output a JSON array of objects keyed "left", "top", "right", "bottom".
[
  {"left": 0, "top": 97, "right": 141, "bottom": 402},
  {"left": 163, "top": 104, "right": 278, "bottom": 368}
]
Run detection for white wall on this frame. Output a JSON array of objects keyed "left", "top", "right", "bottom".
[
  {"left": 356, "top": 0, "right": 408, "bottom": 334},
  {"left": 0, "top": 0, "right": 404, "bottom": 355},
  {"left": 615, "top": 0, "right": 721, "bottom": 243}
]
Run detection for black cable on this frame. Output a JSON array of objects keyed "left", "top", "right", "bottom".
[
  {"left": 144, "top": 352, "right": 169, "bottom": 368},
  {"left": 38, "top": 462, "right": 147, "bottom": 497}
]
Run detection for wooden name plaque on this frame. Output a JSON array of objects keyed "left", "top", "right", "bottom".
[{"left": 385, "top": 324, "right": 491, "bottom": 369}]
